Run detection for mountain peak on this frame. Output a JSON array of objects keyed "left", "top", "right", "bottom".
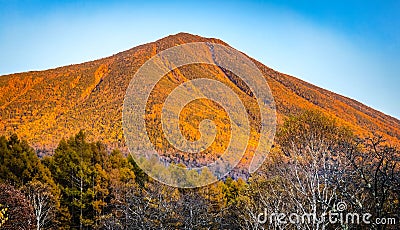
[
  {"left": 159, "top": 32, "right": 228, "bottom": 45},
  {"left": 130, "top": 32, "right": 230, "bottom": 55}
]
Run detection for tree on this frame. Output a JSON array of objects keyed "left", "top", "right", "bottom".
[
  {"left": 233, "top": 110, "right": 353, "bottom": 229},
  {"left": 0, "top": 134, "right": 53, "bottom": 187},
  {"left": 271, "top": 110, "right": 351, "bottom": 229},
  {"left": 339, "top": 136, "right": 400, "bottom": 230},
  {"left": 100, "top": 149, "right": 136, "bottom": 229},
  {"left": 0, "top": 203, "right": 8, "bottom": 228},
  {"left": 22, "top": 180, "right": 58, "bottom": 230},
  {"left": 127, "top": 155, "right": 148, "bottom": 187},
  {"left": 48, "top": 130, "right": 110, "bottom": 229},
  {"left": 0, "top": 183, "right": 36, "bottom": 229},
  {"left": 233, "top": 110, "right": 400, "bottom": 230}
]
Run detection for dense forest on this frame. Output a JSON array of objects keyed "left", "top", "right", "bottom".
[{"left": 0, "top": 111, "right": 399, "bottom": 229}]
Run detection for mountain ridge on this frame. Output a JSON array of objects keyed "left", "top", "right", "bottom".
[{"left": 0, "top": 32, "right": 399, "bottom": 155}]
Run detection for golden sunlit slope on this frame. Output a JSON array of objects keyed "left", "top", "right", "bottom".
[{"left": 0, "top": 33, "right": 399, "bottom": 157}]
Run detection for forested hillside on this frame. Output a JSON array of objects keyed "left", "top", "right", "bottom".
[{"left": 1, "top": 33, "right": 399, "bottom": 157}]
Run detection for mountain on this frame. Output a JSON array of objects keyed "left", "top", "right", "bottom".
[{"left": 1, "top": 32, "right": 399, "bottom": 159}]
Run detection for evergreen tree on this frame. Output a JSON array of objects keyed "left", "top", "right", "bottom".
[
  {"left": 0, "top": 134, "right": 53, "bottom": 187},
  {"left": 48, "top": 131, "right": 110, "bottom": 228}
]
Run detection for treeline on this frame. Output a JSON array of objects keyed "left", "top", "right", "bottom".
[
  {"left": 0, "top": 110, "right": 399, "bottom": 229},
  {"left": 0, "top": 131, "right": 243, "bottom": 229}
]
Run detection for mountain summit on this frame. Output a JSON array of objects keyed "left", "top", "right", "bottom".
[{"left": 1, "top": 33, "right": 399, "bottom": 154}]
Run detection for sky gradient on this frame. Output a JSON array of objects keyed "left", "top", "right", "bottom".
[{"left": 0, "top": 0, "right": 399, "bottom": 118}]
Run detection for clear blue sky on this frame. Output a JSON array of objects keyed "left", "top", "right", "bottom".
[{"left": 0, "top": 0, "right": 399, "bottom": 118}]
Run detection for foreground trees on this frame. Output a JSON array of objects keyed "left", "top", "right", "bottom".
[
  {"left": 0, "top": 134, "right": 60, "bottom": 229},
  {"left": 22, "top": 181, "right": 58, "bottom": 230},
  {"left": 46, "top": 131, "right": 111, "bottom": 228},
  {"left": 274, "top": 110, "right": 351, "bottom": 229},
  {"left": 236, "top": 110, "right": 399, "bottom": 230},
  {"left": 0, "top": 110, "right": 399, "bottom": 229},
  {"left": 0, "top": 183, "right": 35, "bottom": 229},
  {"left": 339, "top": 136, "right": 400, "bottom": 229},
  {"left": 0, "top": 134, "right": 54, "bottom": 187}
]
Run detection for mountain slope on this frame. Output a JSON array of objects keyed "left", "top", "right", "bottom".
[{"left": 0, "top": 33, "right": 399, "bottom": 157}]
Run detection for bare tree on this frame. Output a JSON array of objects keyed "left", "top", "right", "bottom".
[
  {"left": 22, "top": 181, "right": 57, "bottom": 230},
  {"left": 270, "top": 111, "right": 349, "bottom": 229},
  {"left": 235, "top": 171, "right": 292, "bottom": 230},
  {"left": 338, "top": 136, "right": 400, "bottom": 230},
  {"left": 235, "top": 111, "right": 400, "bottom": 230},
  {"left": 0, "top": 183, "right": 36, "bottom": 230}
]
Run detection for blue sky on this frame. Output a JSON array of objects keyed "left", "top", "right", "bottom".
[{"left": 0, "top": 0, "right": 399, "bottom": 118}]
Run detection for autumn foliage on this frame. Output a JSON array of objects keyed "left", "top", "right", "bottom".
[{"left": 0, "top": 33, "right": 398, "bottom": 159}]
